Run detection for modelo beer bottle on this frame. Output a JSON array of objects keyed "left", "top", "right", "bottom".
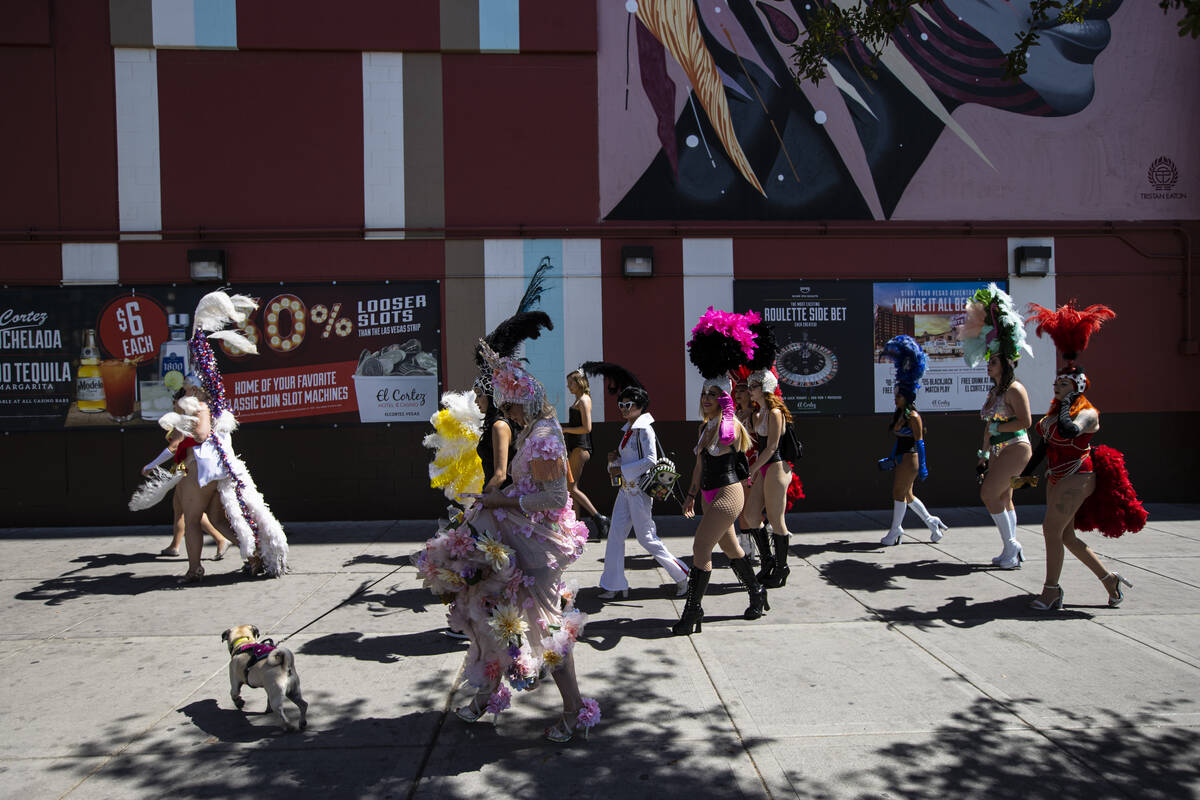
[{"left": 76, "top": 328, "right": 105, "bottom": 413}]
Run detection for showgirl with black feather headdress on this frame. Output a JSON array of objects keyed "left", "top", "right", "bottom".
[
  {"left": 876, "top": 335, "right": 948, "bottom": 548},
  {"left": 672, "top": 308, "right": 768, "bottom": 636}
]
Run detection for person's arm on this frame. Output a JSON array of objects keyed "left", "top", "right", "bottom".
[
  {"left": 482, "top": 421, "right": 511, "bottom": 493},
  {"left": 996, "top": 383, "right": 1033, "bottom": 433},
  {"left": 682, "top": 451, "right": 703, "bottom": 518},
  {"left": 716, "top": 394, "right": 737, "bottom": 445},
  {"left": 621, "top": 426, "right": 657, "bottom": 483},
  {"left": 911, "top": 412, "right": 928, "bottom": 481},
  {"left": 141, "top": 447, "right": 174, "bottom": 475}
]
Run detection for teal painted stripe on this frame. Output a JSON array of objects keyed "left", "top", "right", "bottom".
[
  {"left": 478, "top": 0, "right": 519, "bottom": 52},
  {"left": 195, "top": 0, "right": 237, "bottom": 48},
  {"left": 521, "top": 240, "right": 567, "bottom": 418}
]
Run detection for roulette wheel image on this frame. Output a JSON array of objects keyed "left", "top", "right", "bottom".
[{"left": 777, "top": 336, "right": 838, "bottom": 388}]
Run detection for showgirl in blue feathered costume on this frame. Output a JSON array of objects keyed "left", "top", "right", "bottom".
[{"left": 877, "top": 336, "right": 948, "bottom": 546}]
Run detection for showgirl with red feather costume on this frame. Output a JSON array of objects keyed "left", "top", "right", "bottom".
[{"left": 1018, "top": 301, "right": 1146, "bottom": 611}]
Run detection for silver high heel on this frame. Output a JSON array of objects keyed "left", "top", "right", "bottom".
[
  {"left": 1030, "top": 584, "right": 1064, "bottom": 611},
  {"left": 454, "top": 690, "right": 491, "bottom": 723},
  {"left": 926, "top": 517, "right": 949, "bottom": 543},
  {"left": 1105, "top": 572, "right": 1133, "bottom": 607}
]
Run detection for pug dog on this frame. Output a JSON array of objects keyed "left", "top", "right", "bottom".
[{"left": 221, "top": 625, "right": 308, "bottom": 732}]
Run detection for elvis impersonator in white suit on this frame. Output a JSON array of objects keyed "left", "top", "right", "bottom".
[{"left": 597, "top": 387, "right": 690, "bottom": 599}]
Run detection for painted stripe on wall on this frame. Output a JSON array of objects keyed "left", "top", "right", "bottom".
[
  {"left": 444, "top": 240, "right": 487, "bottom": 391},
  {"left": 440, "top": 0, "right": 479, "bottom": 51},
  {"left": 561, "top": 240, "right": 604, "bottom": 421},
  {"left": 363, "top": 52, "right": 406, "bottom": 239},
  {"left": 114, "top": 48, "right": 162, "bottom": 239},
  {"left": 61, "top": 244, "right": 119, "bottom": 285},
  {"left": 682, "top": 239, "right": 734, "bottom": 420},
  {"left": 151, "top": 0, "right": 194, "bottom": 47},
  {"left": 522, "top": 240, "right": 566, "bottom": 416},
  {"left": 194, "top": 0, "right": 236, "bottom": 48},
  {"left": 402, "top": 54, "right": 444, "bottom": 233},
  {"left": 479, "top": 0, "right": 519, "bottom": 52}
]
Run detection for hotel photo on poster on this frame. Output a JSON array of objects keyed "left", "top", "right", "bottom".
[
  {"left": 735, "top": 280, "right": 874, "bottom": 415},
  {"left": 871, "top": 281, "right": 1004, "bottom": 413}
]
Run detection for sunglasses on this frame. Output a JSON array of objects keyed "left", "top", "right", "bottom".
[{"left": 617, "top": 400, "right": 637, "bottom": 410}]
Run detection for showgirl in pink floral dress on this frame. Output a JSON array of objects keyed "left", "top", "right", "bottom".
[{"left": 416, "top": 342, "right": 600, "bottom": 742}]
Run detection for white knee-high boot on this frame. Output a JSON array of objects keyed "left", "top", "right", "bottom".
[
  {"left": 990, "top": 510, "right": 1023, "bottom": 569},
  {"left": 907, "top": 497, "right": 948, "bottom": 543},
  {"left": 881, "top": 500, "right": 907, "bottom": 546}
]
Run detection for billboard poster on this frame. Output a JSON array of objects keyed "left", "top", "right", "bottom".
[
  {"left": 734, "top": 280, "right": 874, "bottom": 415},
  {"left": 0, "top": 282, "right": 440, "bottom": 430},
  {"left": 871, "top": 281, "right": 1005, "bottom": 413}
]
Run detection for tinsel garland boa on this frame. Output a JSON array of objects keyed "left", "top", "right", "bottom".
[{"left": 424, "top": 390, "right": 485, "bottom": 502}]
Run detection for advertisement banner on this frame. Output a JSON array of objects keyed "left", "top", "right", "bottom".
[
  {"left": 0, "top": 282, "right": 440, "bottom": 430},
  {"left": 871, "top": 281, "right": 1004, "bottom": 413},
  {"left": 734, "top": 280, "right": 874, "bottom": 415}
]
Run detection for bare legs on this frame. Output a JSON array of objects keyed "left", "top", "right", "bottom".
[
  {"left": 549, "top": 652, "right": 583, "bottom": 716},
  {"left": 567, "top": 448, "right": 601, "bottom": 519},
  {"left": 1038, "top": 472, "right": 1113, "bottom": 605},
  {"left": 168, "top": 491, "right": 230, "bottom": 556},
  {"left": 981, "top": 443, "right": 1031, "bottom": 566}
]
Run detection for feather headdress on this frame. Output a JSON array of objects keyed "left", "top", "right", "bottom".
[
  {"left": 189, "top": 290, "right": 258, "bottom": 417},
  {"left": 745, "top": 319, "right": 779, "bottom": 394},
  {"left": 1026, "top": 300, "right": 1115, "bottom": 363},
  {"left": 478, "top": 339, "right": 546, "bottom": 412},
  {"left": 1027, "top": 300, "right": 1115, "bottom": 393},
  {"left": 881, "top": 335, "right": 928, "bottom": 403},
  {"left": 473, "top": 311, "right": 553, "bottom": 395},
  {"left": 688, "top": 307, "right": 759, "bottom": 393},
  {"left": 956, "top": 283, "right": 1032, "bottom": 368},
  {"left": 580, "top": 361, "right": 643, "bottom": 394}
]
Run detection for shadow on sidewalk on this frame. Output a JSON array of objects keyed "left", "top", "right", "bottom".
[{"left": 801, "top": 697, "right": 1200, "bottom": 800}]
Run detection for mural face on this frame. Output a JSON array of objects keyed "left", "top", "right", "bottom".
[{"left": 600, "top": 0, "right": 1135, "bottom": 221}]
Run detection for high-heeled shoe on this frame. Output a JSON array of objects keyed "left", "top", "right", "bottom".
[
  {"left": 730, "top": 556, "right": 769, "bottom": 620},
  {"left": 763, "top": 533, "right": 790, "bottom": 588},
  {"left": 545, "top": 698, "right": 600, "bottom": 743},
  {"left": 597, "top": 588, "right": 628, "bottom": 600},
  {"left": 1030, "top": 584, "right": 1064, "bottom": 611},
  {"left": 672, "top": 569, "right": 711, "bottom": 635},
  {"left": 1104, "top": 572, "right": 1133, "bottom": 607},
  {"left": 454, "top": 691, "right": 491, "bottom": 723},
  {"left": 213, "top": 540, "right": 231, "bottom": 561},
  {"left": 994, "top": 541, "right": 1024, "bottom": 570},
  {"left": 880, "top": 528, "right": 904, "bottom": 547},
  {"left": 926, "top": 517, "right": 949, "bottom": 543},
  {"left": 179, "top": 565, "right": 204, "bottom": 584}
]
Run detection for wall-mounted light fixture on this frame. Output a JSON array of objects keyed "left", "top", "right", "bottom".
[
  {"left": 187, "top": 249, "right": 226, "bottom": 282},
  {"left": 621, "top": 245, "right": 654, "bottom": 277},
  {"left": 1014, "top": 245, "right": 1051, "bottom": 277}
]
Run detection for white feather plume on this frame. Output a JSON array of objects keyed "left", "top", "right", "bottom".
[
  {"left": 207, "top": 328, "right": 258, "bottom": 356},
  {"left": 158, "top": 411, "right": 197, "bottom": 436},
  {"left": 129, "top": 467, "right": 183, "bottom": 511},
  {"left": 193, "top": 290, "right": 258, "bottom": 334}
]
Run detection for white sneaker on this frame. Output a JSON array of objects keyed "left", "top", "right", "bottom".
[
  {"left": 597, "top": 588, "right": 628, "bottom": 600},
  {"left": 675, "top": 576, "right": 689, "bottom": 597}
]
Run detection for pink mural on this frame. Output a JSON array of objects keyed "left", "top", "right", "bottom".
[{"left": 598, "top": 1, "right": 1199, "bottom": 221}]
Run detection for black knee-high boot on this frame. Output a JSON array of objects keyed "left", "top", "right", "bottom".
[
  {"left": 749, "top": 527, "right": 774, "bottom": 583},
  {"left": 765, "top": 534, "right": 791, "bottom": 588},
  {"left": 730, "top": 556, "right": 770, "bottom": 620},
  {"left": 671, "top": 568, "right": 711, "bottom": 635}
]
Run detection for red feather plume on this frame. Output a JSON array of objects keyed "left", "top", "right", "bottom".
[{"left": 1027, "top": 300, "right": 1115, "bottom": 359}]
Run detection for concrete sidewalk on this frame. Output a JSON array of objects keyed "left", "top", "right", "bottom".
[{"left": 2, "top": 504, "right": 1199, "bottom": 799}]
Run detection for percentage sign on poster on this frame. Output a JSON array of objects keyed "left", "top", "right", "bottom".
[{"left": 310, "top": 303, "right": 354, "bottom": 338}]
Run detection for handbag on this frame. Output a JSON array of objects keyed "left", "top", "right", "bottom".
[
  {"left": 635, "top": 426, "right": 681, "bottom": 502},
  {"left": 778, "top": 421, "right": 803, "bottom": 462}
]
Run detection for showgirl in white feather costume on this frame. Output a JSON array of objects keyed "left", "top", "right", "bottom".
[{"left": 173, "top": 291, "right": 289, "bottom": 579}]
